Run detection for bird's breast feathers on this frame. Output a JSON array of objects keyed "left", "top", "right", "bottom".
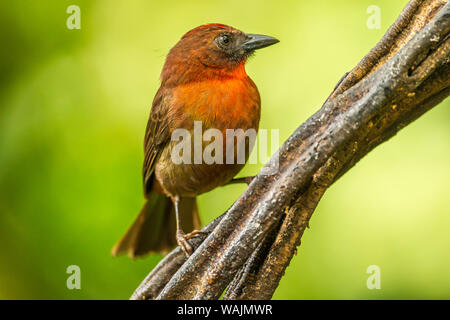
[{"left": 172, "top": 76, "right": 261, "bottom": 131}]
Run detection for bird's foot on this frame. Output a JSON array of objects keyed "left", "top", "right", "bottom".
[
  {"left": 184, "top": 229, "right": 208, "bottom": 240},
  {"left": 176, "top": 229, "right": 194, "bottom": 257}
]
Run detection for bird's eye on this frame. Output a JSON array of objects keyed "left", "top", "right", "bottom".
[{"left": 218, "top": 34, "right": 231, "bottom": 47}]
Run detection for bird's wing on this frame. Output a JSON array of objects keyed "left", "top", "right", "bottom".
[{"left": 142, "top": 87, "right": 172, "bottom": 196}]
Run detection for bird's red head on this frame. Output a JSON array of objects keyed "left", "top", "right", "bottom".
[{"left": 161, "top": 23, "right": 279, "bottom": 86}]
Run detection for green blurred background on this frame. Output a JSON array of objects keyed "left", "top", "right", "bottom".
[{"left": 0, "top": 0, "right": 449, "bottom": 299}]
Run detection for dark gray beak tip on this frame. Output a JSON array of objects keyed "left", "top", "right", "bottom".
[{"left": 242, "top": 33, "right": 279, "bottom": 52}]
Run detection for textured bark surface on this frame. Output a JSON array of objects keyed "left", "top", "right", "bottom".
[{"left": 131, "top": 0, "right": 450, "bottom": 300}]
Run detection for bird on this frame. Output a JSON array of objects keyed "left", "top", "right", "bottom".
[{"left": 112, "top": 23, "right": 279, "bottom": 258}]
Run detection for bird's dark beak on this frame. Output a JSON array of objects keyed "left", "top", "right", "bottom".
[{"left": 241, "top": 34, "right": 279, "bottom": 52}]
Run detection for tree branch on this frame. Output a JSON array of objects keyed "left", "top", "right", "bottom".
[{"left": 130, "top": 0, "right": 450, "bottom": 300}]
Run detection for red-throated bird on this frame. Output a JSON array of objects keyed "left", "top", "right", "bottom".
[{"left": 112, "top": 23, "right": 278, "bottom": 258}]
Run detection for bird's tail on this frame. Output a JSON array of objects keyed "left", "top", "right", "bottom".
[{"left": 111, "top": 193, "right": 201, "bottom": 258}]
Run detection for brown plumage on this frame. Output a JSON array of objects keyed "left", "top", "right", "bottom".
[{"left": 112, "top": 23, "right": 278, "bottom": 258}]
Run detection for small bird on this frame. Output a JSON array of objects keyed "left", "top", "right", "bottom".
[{"left": 112, "top": 23, "right": 279, "bottom": 258}]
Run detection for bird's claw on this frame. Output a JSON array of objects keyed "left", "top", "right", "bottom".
[
  {"left": 176, "top": 230, "right": 193, "bottom": 257},
  {"left": 184, "top": 229, "right": 207, "bottom": 240},
  {"left": 226, "top": 176, "right": 255, "bottom": 186}
]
